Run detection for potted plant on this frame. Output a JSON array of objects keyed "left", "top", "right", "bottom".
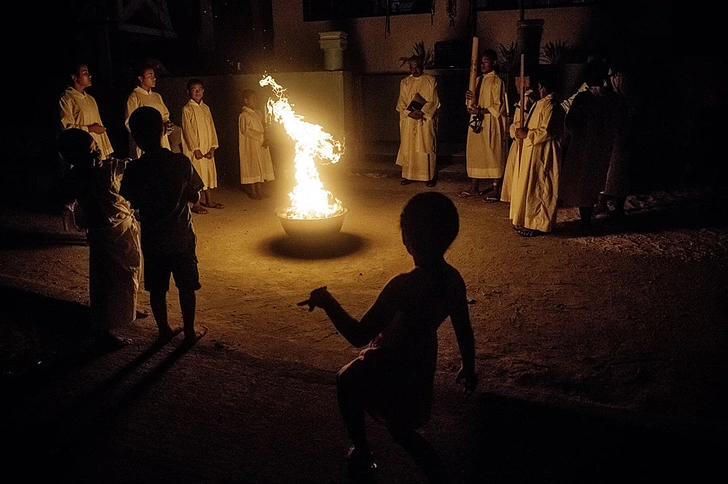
[
  {"left": 399, "top": 41, "right": 435, "bottom": 70},
  {"left": 539, "top": 40, "right": 586, "bottom": 101}
]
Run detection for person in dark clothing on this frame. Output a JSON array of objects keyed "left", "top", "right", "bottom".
[{"left": 120, "top": 106, "right": 206, "bottom": 346}]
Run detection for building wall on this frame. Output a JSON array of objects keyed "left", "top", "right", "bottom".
[{"left": 270, "top": 2, "right": 604, "bottom": 75}]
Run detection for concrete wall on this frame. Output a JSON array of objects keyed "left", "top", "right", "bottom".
[{"left": 270, "top": 2, "right": 604, "bottom": 75}]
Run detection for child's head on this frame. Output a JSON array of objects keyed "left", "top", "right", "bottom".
[
  {"left": 480, "top": 49, "right": 498, "bottom": 75},
  {"left": 135, "top": 62, "right": 156, "bottom": 90},
  {"left": 584, "top": 59, "right": 609, "bottom": 88},
  {"left": 69, "top": 62, "right": 91, "bottom": 90},
  {"left": 400, "top": 192, "right": 459, "bottom": 259},
  {"left": 187, "top": 78, "right": 204, "bottom": 103},
  {"left": 129, "top": 106, "right": 164, "bottom": 152},
  {"left": 243, "top": 89, "right": 258, "bottom": 109},
  {"left": 57, "top": 128, "right": 100, "bottom": 168}
]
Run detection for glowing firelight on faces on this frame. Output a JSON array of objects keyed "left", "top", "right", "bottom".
[{"left": 259, "top": 75, "right": 345, "bottom": 220}]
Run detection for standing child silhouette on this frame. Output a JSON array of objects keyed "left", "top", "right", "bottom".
[{"left": 300, "top": 191, "right": 477, "bottom": 482}]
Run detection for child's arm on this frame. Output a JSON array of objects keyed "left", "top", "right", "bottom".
[
  {"left": 449, "top": 275, "right": 478, "bottom": 393},
  {"left": 300, "top": 283, "right": 398, "bottom": 347},
  {"left": 181, "top": 106, "right": 203, "bottom": 159}
]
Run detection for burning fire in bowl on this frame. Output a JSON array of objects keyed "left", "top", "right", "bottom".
[
  {"left": 275, "top": 207, "right": 348, "bottom": 238},
  {"left": 260, "top": 75, "right": 347, "bottom": 238}
]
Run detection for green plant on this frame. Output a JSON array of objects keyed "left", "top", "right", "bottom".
[
  {"left": 399, "top": 41, "right": 434, "bottom": 70},
  {"left": 540, "top": 40, "right": 578, "bottom": 64}
]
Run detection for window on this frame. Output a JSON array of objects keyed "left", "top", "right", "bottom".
[
  {"left": 303, "top": 1, "right": 598, "bottom": 22},
  {"left": 477, "top": 1, "right": 597, "bottom": 10},
  {"left": 304, "top": 1, "right": 433, "bottom": 22}
]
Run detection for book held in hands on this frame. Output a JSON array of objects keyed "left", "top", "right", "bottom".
[{"left": 407, "top": 93, "right": 427, "bottom": 112}]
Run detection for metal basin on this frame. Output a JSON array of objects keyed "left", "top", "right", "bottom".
[{"left": 275, "top": 208, "right": 348, "bottom": 238}]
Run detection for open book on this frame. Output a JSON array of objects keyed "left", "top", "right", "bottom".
[{"left": 407, "top": 93, "right": 427, "bottom": 112}]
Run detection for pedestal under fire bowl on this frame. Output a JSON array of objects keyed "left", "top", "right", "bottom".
[{"left": 275, "top": 208, "right": 348, "bottom": 238}]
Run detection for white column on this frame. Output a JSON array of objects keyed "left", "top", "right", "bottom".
[{"left": 318, "top": 31, "right": 348, "bottom": 71}]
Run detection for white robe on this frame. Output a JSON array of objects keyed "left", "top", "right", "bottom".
[
  {"left": 395, "top": 73, "right": 439, "bottom": 181},
  {"left": 465, "top": 70, "right": 508, "bottom": 179},
  {"left": 182, "top": 99, "right": 219, "bottom": 190},
  {"left": 59, "top": 87, "right": 114, "bottom": 160},
  {"left": 66, "top": 158, "right": 141, "bottom": 330},
  {"left": 500, "top": 99, "right": 535, "bottom": 203},
  {"left": 509, "top": 94, "right": 564, "bottom": 233},
  {"left": 238, "top": 106, "right": 275, "bottom": 184},
  {"left": 125, "top": 86, "right": 172, "bottom": 157}
]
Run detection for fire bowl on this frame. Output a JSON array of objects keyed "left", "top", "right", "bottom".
[{"left": 275, "top": 208, "right": 348, "bottom": 238}]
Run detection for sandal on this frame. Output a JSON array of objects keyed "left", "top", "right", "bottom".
[
  {"left": 206, "top": 202, "right": 225, "bottom": 209},
  {"left": 483, "top": 196, "right": 500, "bottom": 203},
  {"left": 459, "top": 191, "right": 476, "bottom": 198},
  {"left": 478, "top": 186, "right": 495, "bottom": 197},
  {"left": 191, "top": 205, "right": 208, "bottom": 214},
  {"left": 516, "top": 228, "right": 538, "bottom": 237}
]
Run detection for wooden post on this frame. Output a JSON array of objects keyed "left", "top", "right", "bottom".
[
  {"left": 517, "top": 53, "right": 525, "bottom": 162},
  {"left": 467, "top": 37, "right": 479, "bottom": 108}
]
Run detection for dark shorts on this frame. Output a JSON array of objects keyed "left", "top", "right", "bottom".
[{"left": 143, "top": 249, "right": 201, "bottom": 293}]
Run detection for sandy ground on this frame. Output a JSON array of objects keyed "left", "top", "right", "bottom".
[{"left": 2, "top": 167, "right": 728, "bottom": 483}]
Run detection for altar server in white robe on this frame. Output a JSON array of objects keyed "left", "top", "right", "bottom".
[
  {"left": 238, "top": 89, "right": 275, "bottom": 200},
  {"left": 462, "top": 49, "right": 507, "bottom": 201},
  {"left": 59, "top": 63, "right": 114, "bottom": 160},
  {"left": 509, "top": 73, "right": 564, "bottom": 237},
  {"left": 125, "top": 63, "right": 176, "bottom": 158},
  {"left": 182, "top": 78, "right": 222, "bottom": 212}
]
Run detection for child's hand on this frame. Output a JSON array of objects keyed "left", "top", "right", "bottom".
[
  {"left": 456, "top": 367, "right": 478, "bottom": 395},
  {"left": 297, "top": 286, "right": 329, "bottom": 312}
]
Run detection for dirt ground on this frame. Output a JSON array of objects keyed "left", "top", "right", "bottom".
[{"left": 2, "top": 167, "right": 728, "bottom": 483}]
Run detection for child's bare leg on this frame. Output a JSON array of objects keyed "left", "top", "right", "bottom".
[
  {"left": 336, "top": 364, "right": 376, "bottom": 473},
  {"left": 336, "top": 372, "right": 369, "bottom": 453},
  {"left": 179, "top": 288, "right": 197, "bottom": 342},
  {"left": 150, "top": 291, "right": 178, "bottom": 342}
]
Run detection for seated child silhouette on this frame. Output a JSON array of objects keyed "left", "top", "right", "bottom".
[{"left": 300, "top": 191, "right": 477, "bottom": 482}]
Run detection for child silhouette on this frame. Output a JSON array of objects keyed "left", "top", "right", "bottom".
[{"left": 300, "top": 192, "right": 477, "bottom": 482}]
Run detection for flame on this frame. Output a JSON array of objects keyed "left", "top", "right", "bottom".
[{"left": 260, "top": 75, "right": 345, "bottom": 220}]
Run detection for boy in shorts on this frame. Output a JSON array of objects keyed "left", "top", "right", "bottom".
[{"left": 121, "top": 106, "right": 205, "bottom": 346}]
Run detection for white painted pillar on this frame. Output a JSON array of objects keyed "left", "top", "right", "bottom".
[{"left": 318, "top": 31, "right": 348, "bottom": 71}]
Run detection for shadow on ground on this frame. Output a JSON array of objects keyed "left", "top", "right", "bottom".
[
  {"left": 469, "top": 393, "right": 724, "bottom": 483},
  {"left": 2, "top": 284, "right": 726, "bottom": 483}
]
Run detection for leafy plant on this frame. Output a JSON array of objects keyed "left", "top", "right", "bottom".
[
  {"left": 399, "top": 41, "right": 434, "bottom": 70},
  {"left": 497, "top": 41, "right": 518, "bottom": 73},
  {"left": 540, "top": 40, "right": 578, "bottom": 64}
]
